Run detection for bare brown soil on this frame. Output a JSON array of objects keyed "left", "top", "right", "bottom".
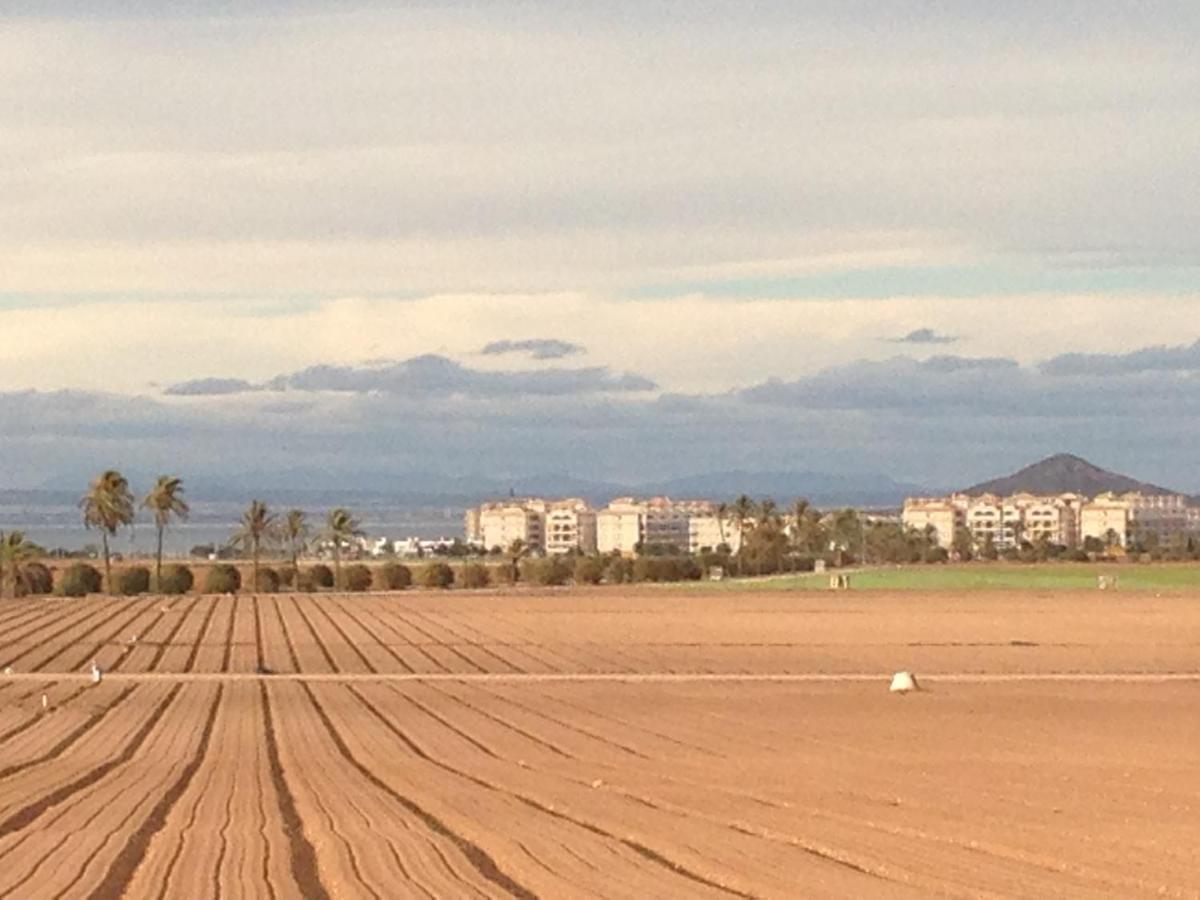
[{"left": 0, "top": 589, "right": 1197, "bottom": 897}]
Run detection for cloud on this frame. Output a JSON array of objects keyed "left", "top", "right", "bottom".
[
  {"left": 480, "top": 338, "right": 583, "bottom": 360},
  {"left": 3, "top": 5, "right": 1199, "bottom": 297},
  {"left": 164, "top": 377, "right": 260, "bottom": 396},
  {"left": 889, "top": 327, "right": 957, "bottom": 345},
  {"left": 166, "top": 354, "right": 656, "bottom": 397},
  {"left": 1041, "top": 338, "right": 1200, "bottom": 376}
]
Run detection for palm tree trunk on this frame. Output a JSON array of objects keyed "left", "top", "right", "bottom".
[
  {"left": 252, "top": 539, "right": 260, "bottom": 595},
  {"left": 333, "top": 545, "right": 341, "bottom": 591},
  {"left": 102, "top": 531, "right": 112, "bottom": 594},
  {"left": 156, "top": 524, "right": 164, "bottom": 592}
]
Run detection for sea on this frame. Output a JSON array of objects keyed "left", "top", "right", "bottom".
[{"left": 0, "top": 491, "right": 467, "bottom": 557}]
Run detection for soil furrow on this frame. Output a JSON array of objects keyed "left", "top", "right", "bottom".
[
  {"left": 85, "top": 684, "right": 224, "bottom": 899},
  {"left": 260, "top": 682, "right": 329, "bottom": 900},
  {"left": 0, "top": 685, "right": 138, "bottom": 782},
  {"left": 221, "top": 599, "right": 236, "bottom": 672},
  {"left": 4, "top": 599, "right": 137, "bottom": 670},
  {"left": 301, "top": 682, "right": 536, "bottom": 899},
  {"left": 183, "top": 599, "right": 220, "bottom": 672},
  {"left": 395, "top": 613, "right": 486, "bottom": 673},
  {"left": 0, "top": 685, "right": 180, "bottom": 840},
  {"left": 325, "top": 599, "right": 416, "bottom": 673},
  {"left": 145, "top": 597, "right": 199, "bottom": 670},
  {"left": 0, "top": 685, "right": 90, "bottom": 746},
  {"left": 307, "top": 598, "right": 378, "bottom": 672},
  {"left": 347, "top": 686, "right": 755, "bottom": 899},
  {"left": 287, "top": 598, "right": 339, "bottom": 672}
]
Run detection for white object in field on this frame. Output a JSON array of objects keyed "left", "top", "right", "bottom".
[
  {"left": 2, "top": 666, "right": 11, "bottom": 676},
  {"left": 889, "top": 671, "right": 918, "bottom": 693},
  {"left": 91, "top": 662, "right": 102, "bottom": 684},
  {"left": 42, "top": 694, "right": 48, "bottom": 710}
]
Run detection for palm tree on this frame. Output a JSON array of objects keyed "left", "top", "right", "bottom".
[
  {"left": 281, "top": 509, "right": 309, "bottom": 571},
  {"left": 731, "top": 495, "right": 755, "bottom": 576},
  {"left": 0, "top": 531, "right": 39, "bottom": 599},
  {"left": 322, "top": 508, "right": 363, "bottom": 590},
  {"left": 753, "top": 499, "right": 780, "bottom": 575},
  {"left": 789, "top": 499, "right": 827, "bottom": 570},
  {"left": 80, "top": 470, "right": 135, "bottom": 593},
  {"left": 142, "top": 475, "right": 189, "bottom": 590},
  {"left": 714, "top": 502, "right": 730, "bottom": 549},
  {"left": 232, "top": 500, "right": 276, "bottom": 593}
]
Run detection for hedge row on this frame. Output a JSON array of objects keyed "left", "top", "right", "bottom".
[{"left": 12, "top": 555, "right": 708, "bottom": 598}]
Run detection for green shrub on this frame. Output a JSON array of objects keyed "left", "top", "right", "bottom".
[
  {"left": 420, "top": 562, "right": 455, "bottom": 589},
  {"left": 309, "top": 564, "right": 334, "bottom": 589},
  {"left": 632, "top": 556, "right": 701, "bottom": 583},
  {"left": 16, "top": 562, "right": 53, "bottom": 596},
  {"left": 573, "top": 556, "right": 605, "bottom": 585},
  {"left": 343, "top": 563, "right": 373, "bottom": 592},
  {"left": 458, "top": 562, "right": 491, "bottom": 589},
  {"left": 603, "top": 557, "right": 633, "bottom": 584},
  {"left": 521, "top": 557, "right": 571, "bottom": 586},
  {"left": 277, "top": 565, "right": 297, "bottom": 588},
  {"left": 158, "top": 564, "right": 194, "bottom": 595},
  {"left": 204, "top": 564, "right": 242, "bottom": 594},
  {"left": 294, "top": 571, "right": 316, "bottom": 592},
  {"left": 61, "top": 563, "right": 102, "bottom": 597},
  {"left": 493, "top": 563, "right": 517, "bottom": 585},
  {"left": 379, "top": 562, "right": 412, "bottom": 590},
  {"left": 254, "top": 567, "right": 281, "bottom": 593},
  {"left": 116, "top": 566, "right": 151, "bottom": 596}
]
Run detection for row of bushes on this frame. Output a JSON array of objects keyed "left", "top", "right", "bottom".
[{"left": 21, "top": 553, "right": 712, "bottom": 598}]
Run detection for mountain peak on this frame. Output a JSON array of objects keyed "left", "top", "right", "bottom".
[{"left": 964, "top": 454, "right": 1177, "bottom": 497}]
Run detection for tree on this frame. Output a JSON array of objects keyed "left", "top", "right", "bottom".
[
  {"left": 231, "top": 500, "right": 276, "bottom": 593},
  {"left": 828, "top": 509, "right": 863, "bottom": 565},
  {"left": 281, "top": 509, "right": 309, "bottom": 571},
  {"left": 0, "top": 531, "right": 40, "bottom": 598},
  {"left": 952, "top": 526, "right": 974, "bottom": 561},
  {"left": 142, "top": 475, "right": 189, "bottom": 591},
  {"left": 731, "top": 495, "right": 755, "bottom": 576},
  {"left": 322, "top": 508, "right": 363, "bottom": 590},
  {"left": 715, "top": 502, "right": 730, "bottom": 550},
  {"left": 80, "top": 470, "right": 135, "bottom": 593},
  {"left": 505, "top": 538, "right": 529, "bottom": 583}
]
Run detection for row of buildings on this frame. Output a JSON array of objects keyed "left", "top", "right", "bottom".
[
  {"left": 902, "top": 491, "right": 1200, "bottom": 551},
  {"left": 464, "top": 498, "right": 745, "bottom": 556}
]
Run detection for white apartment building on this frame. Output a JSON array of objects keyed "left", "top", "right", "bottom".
[
  {"left": 596, "top": 502, "right": 643, "bottom": 555},
  {"left": 476, "top": 501, "right": 545, "bottom": 552},
  {"left": 1079, "top": 492, "right": 1192, "bottom": 547},
  {"left": 595, "top": 497, "right": 732, "bottom": 556},
  {"left": 544, "top": 500, "right": 598, "bottom": 555},
  {"left": 1020, "top": 494, "right": 1082, "bottom": 547},
  {"left": 688, "top": 514, "right": 742, "bottom": 554},
  {"left": 901, "top": 496, "right": 966, "bottom": 549},
  {"left": 907, "top": 489, "right": 1194, "bottom": 551}
]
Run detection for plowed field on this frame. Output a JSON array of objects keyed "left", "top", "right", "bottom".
[{"left": 0, "top": 589, "right": 1197, "bottom": 898}]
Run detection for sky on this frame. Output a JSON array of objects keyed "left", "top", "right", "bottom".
[{"left": 3, "top": 1, "right": 1200, "bottom": 492}]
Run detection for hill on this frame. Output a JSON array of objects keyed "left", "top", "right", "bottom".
[{"left": 963, "top": 453, "right": 1177, "bottom": 497}]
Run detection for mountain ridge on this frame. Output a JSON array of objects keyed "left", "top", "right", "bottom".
[{"left": 963, "top": 453, "right": 1180, "bottom": 497}]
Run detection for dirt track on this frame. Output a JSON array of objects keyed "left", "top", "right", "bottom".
[{"left": 0, "top": 589, "right": 1198, "bottom": 898}]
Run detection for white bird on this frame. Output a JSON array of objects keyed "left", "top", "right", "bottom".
[
  {"left": 41, "top": 694, "right": 48, "bottom": 710},
  {"left": 128, "top": 635, "right": 138, "bottom": 645},
  {"left": 91, "top": 662, "right": 102, "bottom": 685},
  {"left": 3, "top": 666, "right": 11, "bottom": 676},
  {"left": 889, "top": 671, "right": 919, "bottom": 694}
]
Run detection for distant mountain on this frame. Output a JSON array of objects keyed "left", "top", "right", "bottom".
[{"left": 963, "top": 453, "right": 1178, "bottom": 497}]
